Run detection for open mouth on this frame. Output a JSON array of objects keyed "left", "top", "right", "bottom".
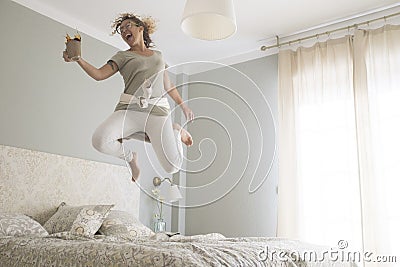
[{"left": 125, "top": 33, "right": 133, "bottom": 41}]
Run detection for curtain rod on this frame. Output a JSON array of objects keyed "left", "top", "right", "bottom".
[{"left": 260, "top": 11, "right": 400, "bottom": 51}]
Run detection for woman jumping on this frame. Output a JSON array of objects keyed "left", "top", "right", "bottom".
[{"left": 63, "top": 13, "right": 194, "bottom": 182}]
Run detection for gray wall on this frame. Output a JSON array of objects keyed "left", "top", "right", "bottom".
[
  {"left": 0, "top": 0, "right": 171, "bottom": 228},
  {"left": 1, "top": 0, "right": 279, "bottom": 236},
  {"left": 184, "top": 56, "right": 279, "bottom": 237},
  {"left": 0, "top": 0, "right": 121, "bottom": 163}
]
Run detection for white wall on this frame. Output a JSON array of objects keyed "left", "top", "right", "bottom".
[
  {"left": 184, "top": 56, "right": 279, "bottom": 237},
  {"left": 0, "top": 0, "right": 172, "bottom": 229}
]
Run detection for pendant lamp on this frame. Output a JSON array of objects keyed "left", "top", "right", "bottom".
[{"left": 181, "top": 0, "right": 237, "bottom": 40}]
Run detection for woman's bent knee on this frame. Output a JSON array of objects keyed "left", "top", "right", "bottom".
[{"left": 91, "top": 130, "right": 106, "bottom": 152}]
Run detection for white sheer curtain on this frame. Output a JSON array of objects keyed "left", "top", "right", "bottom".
[
  {"left": 278, "top": 24, "right": 400, "bottom": 266},
  {"left": 353, "top": 25, "right": 400, "bottom": 261},
  {"left": 277, "top": 36, "right": 363, "bottom": 250}
]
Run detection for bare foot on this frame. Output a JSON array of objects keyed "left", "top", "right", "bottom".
[
  {"left": 128, "top": 152, "right": 140, "bottom": 182},
  {"left": 173, "top": 123, "right": 193, "bottom": 146}
]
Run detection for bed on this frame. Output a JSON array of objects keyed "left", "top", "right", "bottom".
[{"left": 0, "top": 145, "right": 357, "bottom": 266}]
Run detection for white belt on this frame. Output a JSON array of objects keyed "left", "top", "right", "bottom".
[{"left": 119, "top": 93, "right": 170, "bottom": 110}]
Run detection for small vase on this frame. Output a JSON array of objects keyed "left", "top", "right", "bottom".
[{"left": 154, "top": 218, "right": 166, "bottom": 233}]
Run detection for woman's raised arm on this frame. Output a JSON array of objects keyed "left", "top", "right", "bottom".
[{"left": 63, "top": 51, "right": 118, "bottom": 81}]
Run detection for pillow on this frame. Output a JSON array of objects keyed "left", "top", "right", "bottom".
[
  {"left": 70, "top": 208, "right": 109, "bottom": 238},
  {"left": 0, "top": 213, "right": 48, "bottom": 237},
  {"left": 43, "top": 202, "right": 114, "bottom": 235},
  {"left": 98, "top": 210, "right": 154, "bottom": 239}
]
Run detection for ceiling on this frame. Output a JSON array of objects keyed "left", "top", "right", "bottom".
[{"left": 13, "top": 0, "right": 400, "bottom": 69}]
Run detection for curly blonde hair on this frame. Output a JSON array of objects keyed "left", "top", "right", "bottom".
[{"left": 111, "top": 13, "right": 157, "bottom": 48}]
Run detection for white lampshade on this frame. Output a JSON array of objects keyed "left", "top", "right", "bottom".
[
  {"left": 166, "top": 185, "right": 183, "bottom": 203},
  {"left": 181, "top": 0, "right": 237, "bottom": 40}
]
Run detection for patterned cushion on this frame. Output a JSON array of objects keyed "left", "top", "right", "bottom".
[
  {"left": 0, "top": 213, "right": 48, "bottom": 237},
  {"left": 98, "top": 210, "right": 154, "bottom": 239},
  {"left": 70, "top": 208, "right": 109, "bottom": 238},
  {"left": 43, "top": 202, "right": 114, "bottom": 234}
]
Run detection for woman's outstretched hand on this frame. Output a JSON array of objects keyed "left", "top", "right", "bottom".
[{"left": 182, "top": 104, "right": 194, "bottom": 123}]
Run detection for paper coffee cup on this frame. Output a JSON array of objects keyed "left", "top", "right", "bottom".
[{"left": 66, "top": 40, "right": 81, "bottom": 61}]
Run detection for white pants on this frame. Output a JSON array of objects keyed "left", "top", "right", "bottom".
[{"left": 92, "top": 110, "right": 183, "bottom": 174}]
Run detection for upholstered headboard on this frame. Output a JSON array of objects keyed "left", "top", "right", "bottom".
[{"left": 0, "top": 145, "right": 140, "bottom": 225}]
